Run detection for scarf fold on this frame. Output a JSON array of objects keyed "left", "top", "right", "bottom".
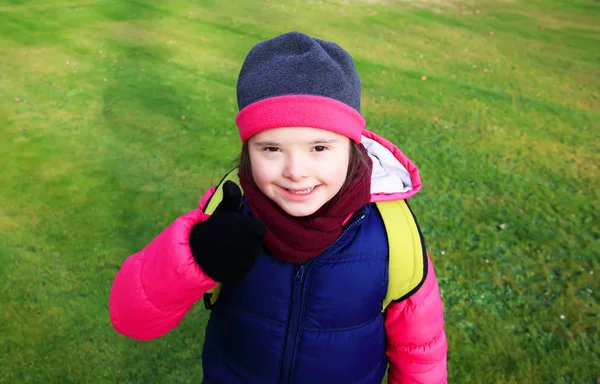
[{"left": 239, "top": 145, "right": 373, "bottom": 263}]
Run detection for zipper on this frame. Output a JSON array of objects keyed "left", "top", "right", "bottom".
[
  {"left": 278, "top": 212, "right": 367, "bottom": 383},
  {"left": 279, "top": 260, "right": 311, "bottom": 383},
  {"left": 323, "top": 213, "right": 367, "bottom": 253}
]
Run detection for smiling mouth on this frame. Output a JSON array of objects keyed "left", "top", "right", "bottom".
[{"left": 283, "top": 186, "right": 316, "bottom": 195}]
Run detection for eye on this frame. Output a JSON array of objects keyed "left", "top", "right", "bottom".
[
  {"left": 312, "top": 145, "right": 327, "bottom": 152},
  {"left": 264, "top": 146, "right": 280, "bottom": 152}
]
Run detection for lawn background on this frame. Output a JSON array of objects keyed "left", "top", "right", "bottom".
[{"left": 1, "top": 0, "right": 598, "bottom": 383}]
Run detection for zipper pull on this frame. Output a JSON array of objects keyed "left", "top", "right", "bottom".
[{"left": 294, "top": 265, "right": 306, "bottom": 285}]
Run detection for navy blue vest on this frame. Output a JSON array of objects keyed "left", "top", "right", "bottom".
[{"left": 202, "top": 203, "right": 389, "bottom": 383}]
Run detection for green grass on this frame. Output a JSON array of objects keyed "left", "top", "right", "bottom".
[{"left": 1, "top": 0, "right": 598, "bottom": 382}]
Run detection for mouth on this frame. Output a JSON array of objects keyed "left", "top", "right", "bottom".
[{"left": 283, "top": 186, "right": 317, "bottom": 195}]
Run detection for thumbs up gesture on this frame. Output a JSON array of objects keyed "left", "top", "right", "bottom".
[{"left": 189, "top": 181, "right": 267, "bottom": 284}]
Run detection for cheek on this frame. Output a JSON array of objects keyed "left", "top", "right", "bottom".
[
  {"left": 321, "top": 153, "right": 350, "bottom": 188},
  {"left": 250, "top": 156, "right": 275, "bottom": 186},
  {"left": 333, "top": 165, "right": 349, "bottom": 189}
]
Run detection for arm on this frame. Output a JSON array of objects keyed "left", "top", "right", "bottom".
[
  {"left": 385, "top": 255, "right": 448, "bottom": 384},
  {"left": 109, "top": 187, "right": 218, "bottom": 341}
]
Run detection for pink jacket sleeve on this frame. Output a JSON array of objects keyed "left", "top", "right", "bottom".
[
  {"left": 385, "top": 255, "right": 448, "bottom": 384},
  {"left": 109, "top": 187, "right": 218, "bottom": 340}
]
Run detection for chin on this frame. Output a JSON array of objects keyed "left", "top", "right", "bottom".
[{"left": 281, "top": 204, "right": 321, "bottom": 217}]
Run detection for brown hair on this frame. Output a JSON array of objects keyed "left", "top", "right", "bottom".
[{"left": 237, "top": 140, "right": 370, "bottom": 193}]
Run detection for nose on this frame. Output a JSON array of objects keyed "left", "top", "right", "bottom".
[{"left": 282, "top": 152, "right": 309, "bottom": 181}]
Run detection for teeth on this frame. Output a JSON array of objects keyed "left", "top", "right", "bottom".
[{"left": 286, "top": 186, "right": 315, "bottom": 194}]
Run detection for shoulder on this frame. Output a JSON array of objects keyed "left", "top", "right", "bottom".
[
  {"left": 372, "top": 200, "right": 429, "bottom": 305},
  {"left": 198, "top": 186, "right": 218, "bottom": 211}
]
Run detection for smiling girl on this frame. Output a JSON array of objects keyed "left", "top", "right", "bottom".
[{"left": 109, "top": 31, "right": 447, "bottom": 384}]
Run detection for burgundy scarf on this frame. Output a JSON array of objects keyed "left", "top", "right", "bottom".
[{"left": 238, "top": 145, "right": 373, "bottom": 263}]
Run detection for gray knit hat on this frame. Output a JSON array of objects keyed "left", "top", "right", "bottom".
[{"left": 235, "top": 31, "right": 366, "bottom": 143}]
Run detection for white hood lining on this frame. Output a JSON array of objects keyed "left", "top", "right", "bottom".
[{"left": 362, "top": 136, "right": 413, "bottom": 195}]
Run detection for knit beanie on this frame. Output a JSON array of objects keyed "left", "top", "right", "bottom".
[{"left": 235, "top": 31, "right": 365, "bottom": 143}]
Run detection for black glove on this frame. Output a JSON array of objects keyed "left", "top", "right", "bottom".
[{"left": 189, "top": 181, "right": 266, "bottom": 284}]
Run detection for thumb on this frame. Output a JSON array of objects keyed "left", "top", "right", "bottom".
[{"left": 214, "top": 180, "right": 243, "bottom": 213}]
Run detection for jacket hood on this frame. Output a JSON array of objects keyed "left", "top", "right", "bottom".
[{"left": 362, "top": 130, "right": 422, "bottom": 202}]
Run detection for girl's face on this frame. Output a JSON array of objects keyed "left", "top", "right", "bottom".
[{"left": 248, "top": 127, "right": 351, "bottom": 217}]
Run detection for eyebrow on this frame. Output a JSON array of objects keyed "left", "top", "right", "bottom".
[
  {"left": 252, "top": 141, "right": 280, "bottom": 147},
  {"left": 308, "top": 139, "right": 339, "bottom": 144},
  {"left": 252, "top": 139, "right": 339, "bottom": 147}
]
